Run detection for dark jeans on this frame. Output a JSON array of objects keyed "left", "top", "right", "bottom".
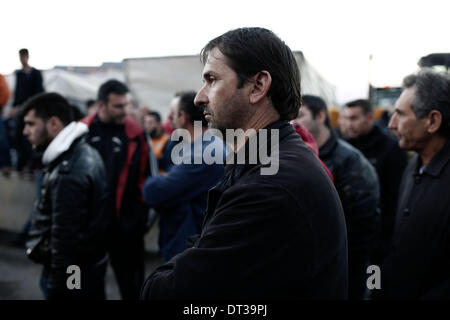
[{"left": 108, "top": 234, "right": 145, "bottom": 300}]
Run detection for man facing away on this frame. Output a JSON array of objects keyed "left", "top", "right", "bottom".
[
  {"left": 294, "top": 94, "right": 380, "bottom": 299},
  {"left": 141, "top": 27, "right": 348, "bottom": 299},
  {"left": 23, "top": 92, "right": 109, "bottom": 299},
  {"left": 81, "top": 79, "right": 149, "bottom": 300},
  {"left": 340, "top": 98, "right": 407, "bottom": 265},
  {"left": 142, "top": 91, "right": 225, "bottom": 262},
  {"left": 377, "top": 70, "right": 450, "bottom": 299}
]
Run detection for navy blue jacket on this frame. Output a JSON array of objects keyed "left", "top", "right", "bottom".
[
  {"left": 143, "top": 132, "right": 225, "bottom": 261},
  {"left": 13, "top": 68, "right": 44, "bottom": 106}
]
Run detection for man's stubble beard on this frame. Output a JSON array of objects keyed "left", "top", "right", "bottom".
[
  {"left": 34, "top": 126, "right": 52, "bottom": 152},
  {"left": 207, "top": 91, "right": 249, "bottom": 137}
]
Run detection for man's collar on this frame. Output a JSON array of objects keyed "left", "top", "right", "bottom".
[
  {"left": 42, "top": 121, "right": 88, "bottom": 165},
  {"left": 222, "top": 120, "right": 290, "bottom": 183},
  {"left": 419, "top": 139, "right": 450, "bottom": 177},
  {"left": 347, "top": 125, "right": 382, "bottom": 147},
  {"left": 319, "top": 130, "right": 338, "bottom": 158},
  {"left": 232, "top": 120, "right": 290, "bottom": 163}
]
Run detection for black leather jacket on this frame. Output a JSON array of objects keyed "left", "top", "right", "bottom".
[
  {"left": 26, "top": 135, "right": 109, "bottom": 296},
  {"left": 319, "top": 131, "right": 380, "bottom": 265},
  {"left": 345, "top": 125, "right": 407, "bottom": 264}
]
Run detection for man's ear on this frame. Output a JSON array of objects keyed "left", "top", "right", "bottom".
[
  {"left": 179, "top": 110, "right": 188, "bottom": 127},
  {"left": 317, "top": 110, "right": 327, "bottom": 126},
  {"left": 366, "top": 112, "right": 375, "bottom": 125},
  {"left": 426, "top": 110, "right": 442, "bottom": 134},
  {"left": 97, "top": 101, "right": 106, "bottom": 110},
  {"left": 46, "top": 116, "right": 64, "bottom": 138},
  {"left": 249, "top": 71, "right": 272, "bottom": 104}
]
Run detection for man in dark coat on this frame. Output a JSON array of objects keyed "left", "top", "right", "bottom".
[
  {"left": 13, "top": 49, "right": 44, "bottom": 107},
  {"left": 341, "top": 98, "right": 407, "bottom": 265},
  {"left": 12, "top": 48, "right": 45, "bottom": 173},
  {"left": 294, "top": 94, "right": 380, "bottom": 299},
  {"left": 377, "top": 70, "right": 450, "bottom": 299},
  {"left": 141, "top": 27, "right": 348, "bottom": 300},
  {"left": 22, "top": 92, "right": 109, "bottom": 299}
]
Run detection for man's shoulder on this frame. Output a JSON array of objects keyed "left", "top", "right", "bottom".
[
  {"left": 334, "top": 138, "right": 373, "bottom": 169},
  {"left": 220, "top": 181, "right": 301, "bottom": 213},
  {"left": 80, "top": 113, "right": 97, "bottom": 127},
  {"left": 124, "top": 116, "right": 145, "bottom": 139},
  {"left": 236, "top": 137, "right": 333, "bottom": 198},
  {"left": 373, "top": 126, "right": 399, "bottom": 149},
  {"left": 331, "top": 139, "right": 379, "bottom": 193},
  {"left": 333, "top": 138, "right": 361, "bottom": 161},
  {"left": 31, "top": 67, "right": 42, "bottom": 74},
  {"left": 64, "top": 138, "right": 104, "bottom": 172}
]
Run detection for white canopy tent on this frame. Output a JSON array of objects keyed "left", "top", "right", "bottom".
[
  {"left": 44, "top": 69, "right": 125, "bottom": 110},
  {"left": 3, "top": 68, "right": 125, "bottom": 112},
  {"left": 3, "top": 51, "right": 335, "bottom": 119}
]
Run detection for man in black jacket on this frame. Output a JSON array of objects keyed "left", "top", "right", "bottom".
[
  {"left": 294, "top": 95, "right": 380, "bottom": 299},
  {"left": 81, "top": 80, "right": 149, "bottom": 300},
  {"left": 13, "top": 49, "right": 44, "bottom": 108},
  {"left": 377, "top": 70, "right": 450, "bottom": 299},
  {"left": 340, "top": 99, "right": 407, "bottom": 265},
  {"left": 22, "top": 92, "right": 109, "bottom": 299},
  {"left": 141, "top": 27, "right": 348, "bottom": 299},
  {"left": 11, "top": 48, "right": 45, "bottom": 173}
]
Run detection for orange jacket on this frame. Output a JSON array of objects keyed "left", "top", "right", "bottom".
[{"left": 0, "top": 74, "right": 11, "bottom": 107}]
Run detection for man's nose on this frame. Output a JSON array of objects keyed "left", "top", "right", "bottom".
[
  {"left": 388, "top": 113, "right": 397, "bottom": 130},
  {"left": 194, "top": 86, "right": 208, "bottom": 107}
]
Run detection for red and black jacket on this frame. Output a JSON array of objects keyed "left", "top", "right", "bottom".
[{"left": 81, "top": 114, "right": 149, "bottom": 235}]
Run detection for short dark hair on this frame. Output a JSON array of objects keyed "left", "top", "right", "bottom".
[
  {"left": 200, "top": 27, "right": 301, "bottom": 121},
  {"left": 177, "top": 90, "right": 207, "bottom": 127},
  {"left": 345, "top": 99, "right": 373, "bottom": 114},
  {"left": 147, "top": 111, "right": 162, "bottom": 123},
  {"left": 98, "top": 79, "right": 129, "bottom": 104},
  {"left": 22, "top": 92, "right": 73, "bottom": 126},
  {"left": 403, "top": 70, "right": 450, "bottom": 138},
  {"left": 86, "top": 99, "right": 96, "bottom": 108},
  {"left": 71, "top": 105, "right": 84, "bottom": 121},
  {"left": 19, "top": 48, "right": 29, "bottom": 56},
  {"left": 301, "top": 95, "right": 331, "bottom": 128}
]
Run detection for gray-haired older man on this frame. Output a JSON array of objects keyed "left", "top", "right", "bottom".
[{"left": 378, "top": 70, "right": 450, "bottom": 299}]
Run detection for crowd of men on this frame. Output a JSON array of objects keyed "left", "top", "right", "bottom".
[{"left": 1, "top": 27, "right": 450, "bottom": 300}]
